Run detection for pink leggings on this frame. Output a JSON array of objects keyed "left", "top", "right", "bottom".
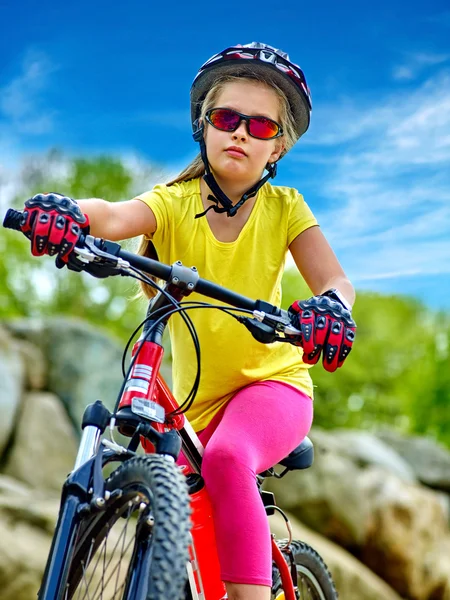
[{"left": 186, "top": 380, "right": 313, "bottom": 587}]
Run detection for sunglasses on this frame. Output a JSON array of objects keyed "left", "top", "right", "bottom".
[{"left": 205, "top": 108, "right": 283, "bottom": 140}]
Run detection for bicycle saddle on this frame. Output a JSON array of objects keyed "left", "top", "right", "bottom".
[{"left": 278, "top": 436, "right": 314, "bottom": 470}]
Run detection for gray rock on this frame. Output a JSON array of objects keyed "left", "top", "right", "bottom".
[
  {"left": 14, "top": 338, "right": 47, "bottom": 390},
  {"left": 3, "top": 391, "right": 78, "bottom": 492},
  {"left": 266, "top": 427, "right": 450, "bottom": 600},
  {"left": 360, "top": 468, "right": 450, "bottom": 600},
  {"left": 330, "top": 428, "right": 416, "bottom": 482},
  {"left": 5, "top": 317, "right": 125, "bottom": 430},
  {"left": 0, "top": 481, "right": 56, "bottom": 600},
  {"left": 0, "top": 512, "right": 52, "bottom": 600},
  {"left": 0, "top": 325, "right": 24, "bottom": 458},
  {"left": 377, "top": 429, "right": 450, "bottom": 492},
  {"left": 0, "top": 474, "right": 31, "bottom": 497},
  {"left": 270, "top": 512, "right": 404, "bottom": 600}
]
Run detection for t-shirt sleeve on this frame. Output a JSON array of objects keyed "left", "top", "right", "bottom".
[
  {"left": 287, "top": 193, "right": 318, "bottom": 246},
  {"left": 133, "top": 184, "right": 171, "bottom": 243}
]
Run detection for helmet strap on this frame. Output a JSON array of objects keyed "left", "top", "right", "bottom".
[{"left": 193, "top": 123, "right": 278, "bottom": 219}]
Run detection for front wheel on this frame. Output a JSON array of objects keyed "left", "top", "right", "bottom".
[
  {"left": 54, "top": 455, "right": 191, "bottom": 600},
  {"left": 272, "top": 539, "right": 338, "bottom": 600}
]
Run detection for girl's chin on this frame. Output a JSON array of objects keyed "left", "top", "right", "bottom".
[{"left": 212, "top": 161, "right": 261, "bottom": 183}]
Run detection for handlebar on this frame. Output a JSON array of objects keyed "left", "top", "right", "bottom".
[
  {"left": 3, "top": 208, "right": 302, "bottom": 338},
  {"left": 4, "top": 208, "right": 24, "bottom": 231}
]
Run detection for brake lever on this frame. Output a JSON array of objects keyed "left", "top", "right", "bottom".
[
  {"left": 240, "top": 318, "right": 278, "bottom": 344},
  {"left": 70, "top": 236, "right": 131, "bottom": 278},
  {"left": 74, "top": 236, "right": 130, "bottom": 269},
  {"left": 253, "top": 310, "right": 301, "bottom": 336}
]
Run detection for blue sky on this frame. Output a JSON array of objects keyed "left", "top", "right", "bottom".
[{"left": 1, "top": 0, "right": 450, "bottom": 310}]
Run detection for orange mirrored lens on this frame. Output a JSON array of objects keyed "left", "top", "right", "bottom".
[
  {"left": 249, "top": 117, "right": 279, "bottom": 139},
  {"left": 209, "top": 109, "right": 241, "bottom": 131},
  {"left": 207, "top": 109, "right": 281, "bottom": 139}
]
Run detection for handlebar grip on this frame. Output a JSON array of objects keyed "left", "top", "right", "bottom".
[{"left": 3, "top": 209, "right": 24, "bottom": 231}]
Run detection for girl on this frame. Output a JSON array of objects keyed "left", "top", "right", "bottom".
[{"left": 20, "top": 42, "right": 356, "bottom": 600}]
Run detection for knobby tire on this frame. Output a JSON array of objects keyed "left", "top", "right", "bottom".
[
  {"left": 51, "top": 455, "right": 190, "bottom": 600},
  {"left": 272, "top": 539, "right": 338, "bottom": 600}
]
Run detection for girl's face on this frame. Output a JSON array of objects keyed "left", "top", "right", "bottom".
[{"left": 203, "top": 80, "right": 285, "bottom": 186}]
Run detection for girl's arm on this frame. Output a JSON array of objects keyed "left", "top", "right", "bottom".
[
  {"left": 77, "top": 198, "right": 157, "bottom": 241},
  {"left": 289, "top": 225, "right": 356, "bottom": 307}
]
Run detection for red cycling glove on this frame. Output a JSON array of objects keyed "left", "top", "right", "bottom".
[
  {"left": 20, "top": 193, "right": 90, "bottom": 265},
  {"left": 288, "top": 294, "right": 356, "bottom": 372}
]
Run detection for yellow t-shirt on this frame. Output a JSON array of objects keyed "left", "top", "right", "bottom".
[{"left": 136, "top": 177, "right": 318, "bottom": 431}]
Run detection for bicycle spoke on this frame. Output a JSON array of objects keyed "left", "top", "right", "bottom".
[
  {"left": 66, "top": 498, "right": 142, "bottom": 600},
  {"left": 113, "top": 500, "right": 132, "bottom": 598},
  {"left": 79, "top": 525, "right": 110, "bottom": 600},
  {"left": 76, "top": 540, "right": 102, "bottom": 600},
  {"left": 73, "top": 531, "right": 96, "bottom": 600},
  {"left": 101, "top": 527, "right": 107, "bottom": 600},
  {"left": 297, "top": 572, "right": 323, "bottom": 600},
  {"left": 88, "top": 516, "right": 133, "bottom": 598},
  {"left": 90, "top": 535, "right": 135, "bottom": 599}
]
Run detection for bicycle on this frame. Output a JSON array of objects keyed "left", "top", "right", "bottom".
[{"left": 4, "top": 207, "right": 338, "bottom": 600}]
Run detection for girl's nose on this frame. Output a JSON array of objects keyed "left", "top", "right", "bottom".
[{"left": 232, "top": 120, "right": 248, "bottom": 140}]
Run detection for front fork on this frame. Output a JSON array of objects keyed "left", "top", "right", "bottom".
[
  {"left": 38, "top": 401, "right": 112, "bottom": 600},
  {"left": 73, "top": 399, "right": 112, "bottom": 471},
  {"left": 73, "top": 425, "right": 102, "bottom": 471}
]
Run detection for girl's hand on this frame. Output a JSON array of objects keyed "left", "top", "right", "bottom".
[
  {"left": 288, "top": 295, "right": 356, "bottom": 372},
  {"left": 21, "top": 193, "right": 90, "bottom": 266}
]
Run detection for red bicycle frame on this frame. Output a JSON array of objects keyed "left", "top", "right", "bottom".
[{"left": 117, "top": 335, "right": 297, "bottom": 600}]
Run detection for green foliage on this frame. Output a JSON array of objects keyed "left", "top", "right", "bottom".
[
  {"left": 67, "top": 157, "right": 133, "bottom": 201},
  {"left": 1, "top": 151, "right": 153, "bottom": 341},
  {"left": 281, "top": 270, "right": 450, "bottom": 447}
]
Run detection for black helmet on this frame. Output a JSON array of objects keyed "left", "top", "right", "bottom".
[
  {"left": 191, "top": 42, "right": 312, "bottom": 140},
  {"left": 190, "top": 42, "right": 312, "bottom": 219}
]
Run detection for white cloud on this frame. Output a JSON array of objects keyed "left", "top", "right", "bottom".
[
  {"left": 392, "top": 52, "right": 450, "bottom": 81},
  {"left": 287, "top": 68, "right": 450, "bottom": 286},
  {"left": 0, "top": 51, "right": 58, "bottom": 213},
  {"left": 0, "top": 49, "right": 57, "bottom": 161}
]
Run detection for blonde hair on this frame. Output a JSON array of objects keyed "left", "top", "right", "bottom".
[{"left": 137, "top": 71, "right": 298, "bottom": 299}]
